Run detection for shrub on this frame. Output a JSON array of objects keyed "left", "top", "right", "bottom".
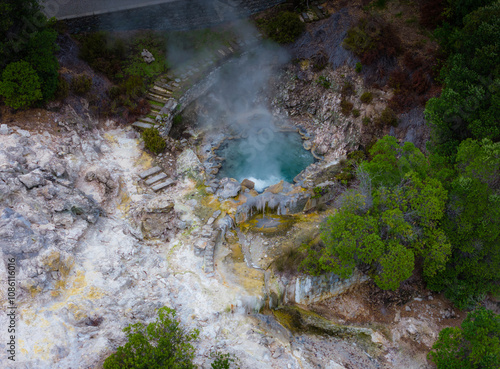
[
  {"left": 312, "top": 51, "right": 329, "bottom": 71},
  {"left": 103, "top": 307, "right": 198, "bottom": 369},
  {"left": 275, "top": 246, "right": 305, "bottom": 274},
  {"left": 260, "top": 11, "right": 305, "bottom": 44},
  {"left": 340, "top": 99, "right": 354, "bottom": 115},
  {"left": 355, "top": 62, "right": 363, "bottom": 73},
  {"left": 55, "top": 75, "right": 69, "bottom": 100},
  {"left": 79, "top": 32, "right": 123, "bottom": 78},
  {"left": 173, "top": 114, "right": 183, "bottom": 126},
  {"left": 352, "top": 109, "right": 361, "bottom": 117},
  {"left": 341, "top": 81, "right": 355, "bottom": 96},
  {"left": 70, "top": 74, "right": 92, "bottom": 96},
  {"left": 316, "top": 76, "right": 331, "bottom": 89},
  {"left": 25, "top": 29, "right": 59, "bottom": 101},
  {"left": 362, "top": 116, "right": 371, "bottom": 125},
  {"left": 343, "top": 17, "right": 402, "bottom": 65},
  {"left": 0, "top": 60, "right": 43, "bottom": 109},
  {"left": 142, "top": 128, "right": 166, "bottom": 154},
  {"left": 376, "top": 107, "right": 398, "bottom": 127},
  {"left": 360, "top": 91, "right": 373, "bottom": 104},
  {"left": 210, "top": 351, "right": 240, "bottom": 369},
  {"left": 429, "top": 308, "right": 500, "bottom": 369}
]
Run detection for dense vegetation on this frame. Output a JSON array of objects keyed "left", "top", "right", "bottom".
[
  {"left": 104, "top": 307, "right": 239, "bottom": 369},
  {"left": 0, "top": 0, "right": 59, "bottom": 109},
  {"left": 303, "top": 0, "right": 500, "bottom": 310},
  {"left": 257, "top": 11, "right": 305, "bottom": 44},
  {"left": 425, "top": 0, "right": 500, "bottom": 159},
  {"left": 103, "top": 307, "right": 198, "bottom": 369},
  {"left": 429, "top": 307, "right": 500, "bottom": 368}
]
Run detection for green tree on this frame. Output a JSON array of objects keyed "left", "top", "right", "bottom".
[
  {"left": 0, "top": 60, "right": 42, "bottom": 109},
  {"left": 302, "top": 138, "right": 450, "bottom": 290},
  {"left": 25, "top": 29, "right": 59, "bottom": 101},
  {"left": 429, "top": 307, "right": 500, "bottom": 368},
  {"left": 427, "top": 139, "right": 500, "bottom": 309},
  {"left": 426, "top": 1, "right": 500, "bottom": 159},
  {"left": 103, "top": 307, "right": 199, "bottom": 369}
]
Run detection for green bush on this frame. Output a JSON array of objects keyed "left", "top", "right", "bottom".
[
  {"left": 103, "top": 307, "right": 198, "bottom": 369},
  {"left": 429, "top": 307, "right": 500, "bottom": 368},
  {"left": 376, "top": 107, "right": 398, "bottom": 127},
  {"left": 0, "top": 60, "right": 43, "bottom": 109},
  {"left": 260, "top": 11, "right": 305, "bottom": 44},
  {"left": 340, "top": 99, "right": 354, "bottom": 115},
  {"left": 362, "top": 116, "right": 371, "bottom": 125},
  {"left": 352, "top": 109, "right": 361, "bottom": 117},
  {"left": 70, "top": 74, "right": 92, "bottom": 96},
  {"left": 25, "top": 29, "right": 59, "bottom": 101},
  {"left": 360, "top": 91, "right": 373, "bottom": 104},
  {"left": 341, "top": 81, "right": 355, "bottom": 96},
  {"left": 355, "top": 62, "right": 363, "bottom": 73},
  {"left": 316, "top": 76, "right": 331, "bottom": 89},
  {"left": 210, "top": 351, "right": 240, "bottom": 369},
  {"left": 55, "top": 75, "right": 69, "bottom": 100},
  {"left": 142, "top": 128, "right": 166, "bottom": 154}
]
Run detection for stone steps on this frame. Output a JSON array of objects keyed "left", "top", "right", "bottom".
[
  {"left": 132, "top": 122, "right": 153, "bottom": 130},
  {"left": 147, "top": 94, "right": 170, "bottom": 104},
  {"left": 138, "top": 166, "right": 162, "bottom": 179},
  {"left": 145, "top": 172, "right": 167, "bottom": 185},
  {"left": 151, "top": 178, "right": 175, "bottom": 192},
  {"left": 148, "top": 88, "right": 172, "bottom": 98},
  {"left": 138, "top": 117, "right": 156, "bottom": 124}
]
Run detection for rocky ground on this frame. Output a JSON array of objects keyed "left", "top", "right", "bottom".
[{"left": 0, "top": 116, "right": 394, "bottom": 369}]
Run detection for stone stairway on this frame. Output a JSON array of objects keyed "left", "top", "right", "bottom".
[
  {"left": 132, "top": 34, "right": 263, "bottom": 135},
  {"left": 138, "top": 166, "right": 176, "bottom": 192}
]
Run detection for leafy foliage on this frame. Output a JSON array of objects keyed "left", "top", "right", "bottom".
[
  {"left": 343, "top": 16, "right": 402, "bottom": 64},
  {"left": 210, "top": 351, "right": 240, "bottom": 369},
  {"left": 426, "top": 139, "right": 500, "bottom": 308},
  {"left": 360, "top": 91, "right": 373, "bottom": 104},
  {"left": 142, "top": 128, "right": 166, "bottom": 154},
  {"left": 258, "top": 11, "right": 305, "bottom": 44},
  {"left": 0, "top": 0, "right": 59, "bottom": 107},
  {"left": 0, "top": 60, "right": 42, "bottom": 109},
  {"left": 426, "top": 1, "right": 500, "bottom": 158},
  {"left": 429, "top": 307, "right": 500, "bottom": 368},
  {"left": 70, "top": 74, "right": 92, "bottom": 96},
  {"left": 302, "top": 137, "right": 451, "bottom": 290},
  {"left": 103, "top": 307, "right": 199, "bottom": 369}
]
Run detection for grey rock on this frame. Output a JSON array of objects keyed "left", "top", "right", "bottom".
[
  {"left": 19, "top": 170, "right": 45, "bottom": 189},
  {"left": 0, "top": 124, "right": 10, "bottom": 135},
  {"left": 216, "top": 178, "right": 241, "bottom": 199},
  {"left": 176, "top": 149, "right": 203, "bottom": 180},
  {"left": 0, "top": 208, "right": 45, "bottom": 254}
]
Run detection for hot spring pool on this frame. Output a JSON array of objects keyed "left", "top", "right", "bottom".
[{"left": 215, "top": 131, "right": 315, "bottom": 192}]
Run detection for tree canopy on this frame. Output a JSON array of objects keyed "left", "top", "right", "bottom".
[
  {"left": 0, "top": 0, "right": 59, "bottom": 108},
  {"left": 302, "top": 137, "right": 451, "bottom": 291},
  {"left": 103, "top": 307, "right": 199, "bottom": 369},
  {"left": 429, "top": 307, "right": 500, "bottom": 368}
]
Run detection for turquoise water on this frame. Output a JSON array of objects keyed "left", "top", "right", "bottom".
[{"left": 215, "top": 131, "right": 315, "bottom": 191}]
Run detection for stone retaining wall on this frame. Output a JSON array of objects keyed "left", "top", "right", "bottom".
[
  {"left": 63, "top": 0, "right": 286, "bottom": 33},
  {"left": 268, "top": 270, "right": 369, "bottom": 307}
]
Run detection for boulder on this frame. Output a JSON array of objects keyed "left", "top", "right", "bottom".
[
  {"left": 241, "top": 178, "right": 255, "bottom": 190},
  {"left": 216, "top": 178, "right": 241, "bottom": 199},
  {"left": 18, "top": 169, "right": 45, "bottom": 189},
  {"left": 176, "top": 149, "right": 203, "bottom": 180},
  {"left": 0, "top": 208, "right": 45, "bottom": 254},
  {"left": 141, "top": 49, "right": 155, "bottom": 63}
]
